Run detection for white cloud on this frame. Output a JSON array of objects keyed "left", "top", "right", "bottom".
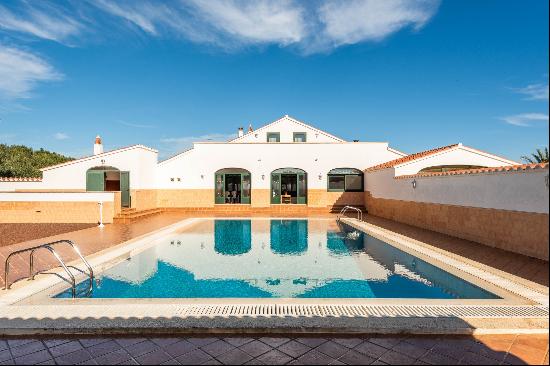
[
  {"left": 54, "top": 132, "right": 69, "bottom": 140},
  {"left": 313, "top": 0, "right": 439, "bottom": 51},
  {"left": 187, "top": 0, "right": 306, "bottom": 46},
  {"left": 500, "top": 113, "right": 549, "bottom": 127},
  {"left": 92, "top": 0, "right": 160, "bottom": 36},
  {"left": 0, "top": 45, "right": 62, "bottom": 99},
  {"left": 515, "top": 83, "right": 549, "bottom": 101},
  {"left": 0, "top": 2, "right": 82, "bottom": 43},
  {"left": 87, "top": 0, "right": 439, "bottom": 53},
  {"left": 117, "top": 120, "right": 156, "bottom": 128}
]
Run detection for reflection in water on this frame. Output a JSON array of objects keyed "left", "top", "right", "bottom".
[
  {"left": 57, "top": 219, "right": 500, "bottom": 299},
  {"left": 214, "top": 220, "right": 251, "bottom": 255},
  {"left": 270, "top": 220, "right": 308, "bottom": 254}
]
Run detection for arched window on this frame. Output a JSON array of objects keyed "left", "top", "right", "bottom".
[
  {"left": 214, "top": 168, "right": 251, "bottom": 204},
  {"left": 327, "top": 168, "right": 363, "bottom": 192},
  {"left": 270, "top": 168, "right": 307, "bottom": 204}
]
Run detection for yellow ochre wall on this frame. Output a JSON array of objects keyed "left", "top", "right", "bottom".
[
  {"left": 365, "top": 191, "right": 549, "bottom": 261},
  {"left": 0, "top": 201, "right": 114, "bottom": 224},
  {"left": 153, "top": 189, "right": 364, "bottom": 209}
]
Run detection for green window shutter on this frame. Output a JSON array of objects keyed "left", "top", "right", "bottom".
[
  {"left": 241, "top": 173, "right": 251, "bottom": 204},
  {"left": 215, "top": 173, "right": 225, "bottom": 204},
  {"left": 297, "top": 173, "right": 307, "bottom": 204},
  {"left": 120, "top": 171, "right": 130, "bottom": 207},
  {"left": 271, "top": 174, "right": 281, "bottom": 204},
  {"left": 86, "top": 171, "right": 104, "bottom": 191}
]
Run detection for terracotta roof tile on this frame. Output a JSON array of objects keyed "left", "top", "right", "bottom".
[
  {"left": 366, "top": 144, "right": 459, "bottom": 172},
  {"left": 395, "top": 162, "right": 548, "bottom": 179},
  {"left": 0, "top": 177, "right": 42, "bottom": 182}
]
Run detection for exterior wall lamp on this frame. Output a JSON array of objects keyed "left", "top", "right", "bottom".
[
  {"left": 261, "top": 174, "right": 265, "bottom": 180},
  {"left": 412, "top": 179, "right": 417, "bottom": 189},
  {"left": 200, "top": 174, "right": 204, "bottom": 179},
  {"left": 318, "top": 174, "right": 322, "bottom": 180}
]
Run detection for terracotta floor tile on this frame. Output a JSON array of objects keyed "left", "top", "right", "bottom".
[
  {"left": 513, "top": 334, "right": 549, "bottom": 350},
  {"left": 507, "top": 343, "right": 549, "bottom": 365}
]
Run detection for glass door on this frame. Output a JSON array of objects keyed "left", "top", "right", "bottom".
[
  {"left": 241, "top": 173, "right": 251, "bottom": 204},
  {"left": 215, "top": 173, "right": 225, "bottom": 204},
  {"left": 271, "top": 174, "right": 281, "bottom": 204},
  {"left": 297, "top": 173, "right": 307, "bottom": 204}
]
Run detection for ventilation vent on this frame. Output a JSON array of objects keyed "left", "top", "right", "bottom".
[{"left": 174, "top": 304, "right": 549, "bottom": 319}]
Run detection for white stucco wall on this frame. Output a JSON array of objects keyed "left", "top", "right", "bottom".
[
  {"left": 0, "top": 181, "right": 44, "bottom": 192},
  {"left": 39, "top": 146, "right": 158, "bottom": 190},
  {"left": 365, "top": 168, "right": 549, "bottom": 214},
  {"left": 157, "top": 142, "right": 403, "bottom": 189}
]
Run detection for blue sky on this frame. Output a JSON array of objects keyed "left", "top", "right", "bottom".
[{"left": 0, "top": 0, "right": 548, "bottom": 161}]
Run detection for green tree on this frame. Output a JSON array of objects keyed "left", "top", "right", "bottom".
[
  {"left": 0, "top": 144, "right": 73, "bottom": 178},
  {"left": 521, "top": 147, "right": 549, "bottom": 164}
]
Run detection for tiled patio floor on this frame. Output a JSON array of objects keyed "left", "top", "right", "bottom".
[{"left": 0, "top": 333, "right": 547, "bottom": 365}]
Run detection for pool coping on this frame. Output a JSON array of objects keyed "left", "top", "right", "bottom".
[{"left": 0, "top": 217, "right": 548, "bottom": 336}]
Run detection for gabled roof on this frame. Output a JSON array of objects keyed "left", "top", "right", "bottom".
[
  {"left": 366, "top": 144, "right": 459, "bottom": 172},
  {"left": 366, "top": 143, "right": 518, "bottom": 172},
  {"left": 395, "top": 162, "right": 548, "bottom": 179},
  {"left": 229, "top": 115, "right": 345, "bottom": 143},
  {"left": 41, "top": 144, "right": 158, "bottom": 172}
]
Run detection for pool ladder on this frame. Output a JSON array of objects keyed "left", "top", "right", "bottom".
[
  {"left": 4, "top": 240, "right": 94, "bottom": 298},
  {"left": 337, "top": 205, "right": 363, "bottom": 222}
]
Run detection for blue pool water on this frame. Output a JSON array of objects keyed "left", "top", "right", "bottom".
[{"left": 57, "top": 219, "right": 499, "bottom": 299}]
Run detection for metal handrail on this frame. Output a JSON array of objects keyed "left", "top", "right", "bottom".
[
  {"left": 4, "top": 240, "right": 93, "bottom": 298},
  {"left": 30, "top": 240, "right": 93, "bottom": 282},
  {"left": 337, "top": 205, "right": 363, "bottom": 222}
]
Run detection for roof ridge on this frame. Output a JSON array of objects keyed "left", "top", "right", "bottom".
[
  {"left": 366, "top": 144, "right": 459, "bottom": 172},
  {"left": 395, "top": 162, "right": 549, "bottom": 179},
  {"left": 0, "top": 177, "right": 42, "bottom": 182},
  {"left": 229, "top": 115, "right": 345, "bottom": 143},
  {"left": 41, "top": 144, "right": 157, "bottom": 171}
]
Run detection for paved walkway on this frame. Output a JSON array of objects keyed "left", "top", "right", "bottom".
[{"left": 0, "top": 334, "right": 548, "bottom": 365}]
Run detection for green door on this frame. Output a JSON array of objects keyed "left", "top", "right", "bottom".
[
  {"left": 86, "top": 170, "right": 105, "bottom": 191},
  {"left": 271, "top": 174, "right": 281, "bottom": 204},
  {"left": 215, "top": 173, "right": 225, "bottom": 204},
  {"left": 241, "top": 173, "right": 251, "bottom": 204},
  {"left": 120, "top": 171, "right": 130, "bottom": 208},
  {"left": 297, "top": 173, "right": 307, "bottom": 204}
]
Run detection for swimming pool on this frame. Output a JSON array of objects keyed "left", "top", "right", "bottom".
[{"left": 56, "top": 219, "right": 499, "bottom": 299}]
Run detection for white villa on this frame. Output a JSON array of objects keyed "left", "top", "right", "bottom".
[
  {"left": 1, "top": 115, "right": 548, "bottom": 260},
  {"left": 0, "top": 115, "right": 518, "bottom": 208}
]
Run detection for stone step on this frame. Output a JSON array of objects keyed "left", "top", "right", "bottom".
[{"left": 114, "top": 208, "right": 163, "bottom": 223}]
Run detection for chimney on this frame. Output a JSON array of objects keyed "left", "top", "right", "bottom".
[
  {"left": 248, "top": 124, "right": 254, "bottom": 133},
  {"left": 94, "top": 135, "right": 104, "bottom": 155},
  {"left": 238, "top": 127, "right": 244, "bottom": 138}
]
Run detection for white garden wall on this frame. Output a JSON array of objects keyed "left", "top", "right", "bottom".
[{"left": 365, "top": 168, "right": 549, "bottom": 214}]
